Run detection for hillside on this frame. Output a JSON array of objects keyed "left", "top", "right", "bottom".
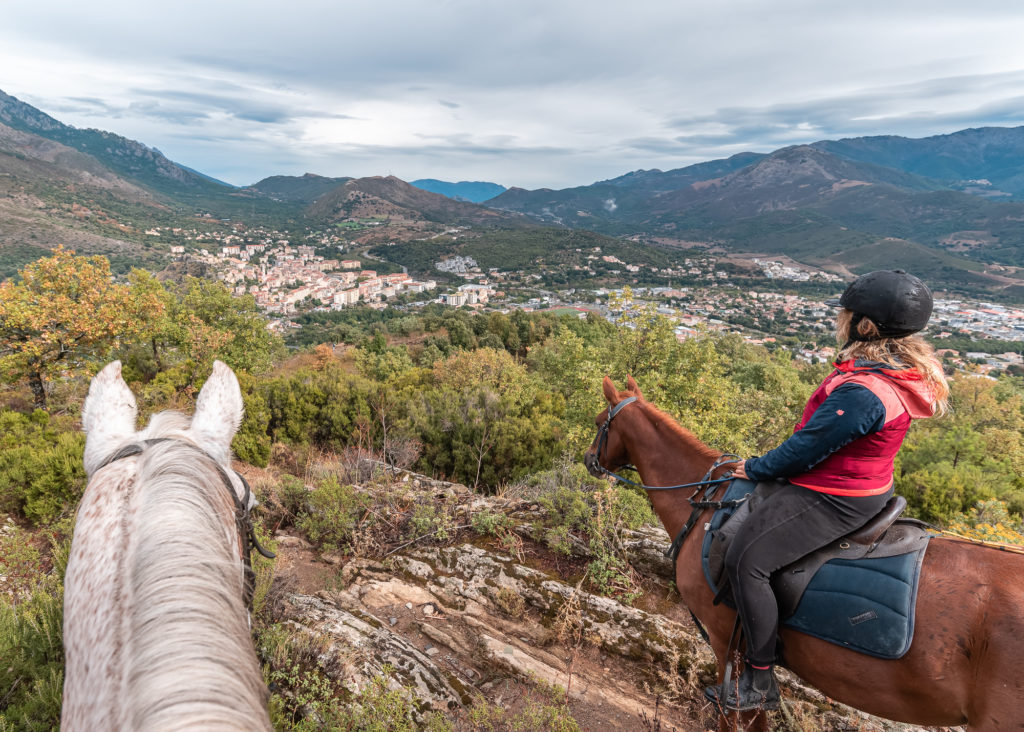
[
  {"left": 813, "top": 126, "right": 1024, "bottom": 198},
  {"left": 306, "top": 175, "right": 524, "bottom": 230},
  {"left": 245, "top": 173, "right": 353, "bottom": 204},
  {"left": 0, "top": 89, "right": 224, "bottom": 196},
  {"left": 486, "top": 138, "right": 1024, "bottom": 299}
]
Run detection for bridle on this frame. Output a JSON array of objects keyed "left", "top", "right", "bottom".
[
  {"left": 96, "top": 438, "right": 277, "bottom": 610},
  {"left": 587, "top": 396, "right": 749, "bottom": 562}
]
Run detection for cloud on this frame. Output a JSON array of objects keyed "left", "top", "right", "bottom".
[{"left": 3, "top": 2, "right": 1024, "bottom": 188}]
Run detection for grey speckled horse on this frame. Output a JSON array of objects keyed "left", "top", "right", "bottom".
[{"left": 62, "top": 360, "right": 271, "bottom": 731}]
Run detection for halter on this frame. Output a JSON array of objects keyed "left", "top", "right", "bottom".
[
  {"left": 96, "top": 438, "right": 276, "bottom": 610},
  {"left": 588, "top": 396, "right": 749, "bottom": 562}
]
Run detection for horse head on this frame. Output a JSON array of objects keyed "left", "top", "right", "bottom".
[
  {"left": 82, "top": 359, "right": 244, "bottom": 479},
  {"left": 584, "top": 375, "right": 644, "bottom": 478}
]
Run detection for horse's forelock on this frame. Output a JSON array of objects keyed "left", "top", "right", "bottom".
[{"left": 142, "top": 410, "right": 194, "bottom": 439}]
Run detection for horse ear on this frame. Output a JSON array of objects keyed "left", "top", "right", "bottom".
[
  {"left": 602, "top": 375, "right": 620, "bottom": 404},
  {"left": 626, "top": 375, "right": 643, "bottom": 399},
  {"left": 82, "top": 361, "right": 138, "bottom": 476},
  {"left": 190, "top": 360, "right": 244, "bottom": 463}
]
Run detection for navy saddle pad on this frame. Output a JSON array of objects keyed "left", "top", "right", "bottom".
[{"left": 701, "top": 479, "right": 929, "bottom": 659}]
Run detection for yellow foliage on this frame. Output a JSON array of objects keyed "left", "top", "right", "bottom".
[{"left": 0, "top": 247, "right": 165, "bottom": 406}]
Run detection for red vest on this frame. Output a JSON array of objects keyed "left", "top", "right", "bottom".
[{"left": 790, "top": 363, "right": 936, "bottom": 497}]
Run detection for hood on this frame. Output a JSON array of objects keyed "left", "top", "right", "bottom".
[{"left": 833, "top": 359, "right": 937, "bottom": 419}]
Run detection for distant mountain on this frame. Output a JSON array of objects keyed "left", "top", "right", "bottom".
[
  {"left": 812, "top": 127, "right": 1024, "bottom": 198},
  {"left": 409, "top": 179, "right": 507, "bottom": 203},
  {"left": 307, "top": 175, "right": 517, "bottom": 227},
  {"left": 0, "top": 89, "right": 225, "bottom": 195},
  {"left": 486, "top": 130, "right": 1024, "bottom": 294},
  {"left": 246, "top": 173, "right": 352, "bottom": 204}
]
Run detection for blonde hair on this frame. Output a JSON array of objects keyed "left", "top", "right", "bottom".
[{"left": 836, "top": 309, "right": 950, "bottom": 415}]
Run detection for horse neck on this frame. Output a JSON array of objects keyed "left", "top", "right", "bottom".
[
  {"left": 125, "top": 445, "right": 269, "bottom": 728},
  {"left": 618, "top": 403, "right": 721, "bottom": 542}
]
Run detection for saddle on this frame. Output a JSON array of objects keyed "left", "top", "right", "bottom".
[{"left": 702, "top": 479, "right": 931, "bottom": 658}]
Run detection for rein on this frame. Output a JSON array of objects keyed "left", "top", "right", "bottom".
[
  {"left": 590, "top": 397, "right": 749, "bottom": 562},
  {"left": 97, "top": 438, "right": 276, "bottom": 610}
]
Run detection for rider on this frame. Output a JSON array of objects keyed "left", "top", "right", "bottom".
[{"left": 706, "top": 270, "right": 949, "bottom": 711}]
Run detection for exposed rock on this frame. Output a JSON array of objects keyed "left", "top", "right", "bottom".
[{"left": 282, "top": 594, "right": 468, "bottom": 719}]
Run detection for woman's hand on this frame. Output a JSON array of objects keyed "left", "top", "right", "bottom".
[{"left": 732, "top": 460, "right": 749, "bottom": 480}]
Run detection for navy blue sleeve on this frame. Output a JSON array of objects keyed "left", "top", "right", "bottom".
[{"left": 744, "top": 384, "right": 886, "bottom": 481}]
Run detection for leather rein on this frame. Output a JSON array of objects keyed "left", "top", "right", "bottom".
[
  {"left": 589, "top": 396, "right": 748, "bottom": 562},
  {"left": 96, "top": 438, "right": 276, "bottom": 610}
]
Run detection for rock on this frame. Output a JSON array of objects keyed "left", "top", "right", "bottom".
[
  {"left": 350, "top": 579, "right": 438, "bottom": 609},
  {"left": 273, "top": 533, "right": 312, "bottom": 549},
  {"left": 389, "top": 617, "right": 398, "bottom": 626},
  {"left": 423, "top": 603, "right": 435, "bottom": 616},
  {"left": 283, "top": 594, "right": 466, "bottom": 717},
  {"left": 417, "top": 622, "right": 474, "bottom": 656}
]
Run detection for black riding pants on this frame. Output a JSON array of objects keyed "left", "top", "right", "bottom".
[{"left": 724, "top": 481, "right": 893, "bottom": 667}]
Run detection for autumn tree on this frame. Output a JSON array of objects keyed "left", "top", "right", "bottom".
[{"left": 0, "top": 248, "right": 164, "bottom": 408}]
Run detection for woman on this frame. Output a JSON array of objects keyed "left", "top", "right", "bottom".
[{"left": 706, "top": 270, "right": 950, "bottom": 711}]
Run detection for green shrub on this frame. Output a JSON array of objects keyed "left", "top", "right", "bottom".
[
  {"left": 407, "top": 501, "right": 456, "bottom": 542},
  {"left": 0, "top": 543, "right": 67, "bottom": 730},
  {"left": 296, "top": 476, "right": 369, "bottom": 552},
  {"left": 467, "top": 681, "right": 579, "bottom": 732},
  {"left": 0, "top": 410, "right": 86, "bottom": 525}
]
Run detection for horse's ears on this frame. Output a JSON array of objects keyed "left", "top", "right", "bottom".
[
  {"left": 82, "top": 361, "right": 138, "bottom": 476},
  {"left": 190, "top": 360, "right": 244, "bottom": 463},
  {"left": 602, "top": 375, "right": 620, "bottom": 404},
  {"left": 626, "top": 375, "right": 643, "bottom": 399}
]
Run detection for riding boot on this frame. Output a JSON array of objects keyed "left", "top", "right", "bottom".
[{"left": 704, "top": 664, "right": 780, "bottom": 712}]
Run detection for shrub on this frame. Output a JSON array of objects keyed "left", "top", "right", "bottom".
[
  {"left": 406, "top": 501, "right": 457, "bottom": 543},
  {"left": 0, "top": 410, "right": 86, "bottom": 525},
  {"left": 0, "top": 542, "right": 67, "bottom": 730},
  {"left": 296, "top": 476, "right": 370, "bottom": 552}
]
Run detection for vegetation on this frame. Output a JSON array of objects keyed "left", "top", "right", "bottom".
[{"left": 1, "top": 251, "right": 1022, "bottom": 728}]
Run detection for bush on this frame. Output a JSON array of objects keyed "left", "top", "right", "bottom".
[
  {"left": 0, "top": 543, "right": 67, "bottom": 730},
  {"left": 0, "top": 411, "right": 86, "bottom": 525},
  {"left": 296, "top": 476, "right": 370, "bottom": 552}
]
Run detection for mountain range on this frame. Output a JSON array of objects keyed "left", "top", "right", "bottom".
[{"left": 2, "top": 87, "right": 1024, "bottom": 299}]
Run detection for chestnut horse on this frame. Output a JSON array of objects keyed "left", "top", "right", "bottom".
[
  {"left": 586, "top": 376, "right": 1024, "bottom": 731},
  {"left": 63, "top": 361, "right": 272, "bottom": 730}
]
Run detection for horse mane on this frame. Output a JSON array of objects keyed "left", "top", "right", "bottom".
[
  {"left": 638, "top": 399, "right": 722, "bottom": 462},
  {"left": 120, "top": 413, "right": 268, "bottom": 728}
]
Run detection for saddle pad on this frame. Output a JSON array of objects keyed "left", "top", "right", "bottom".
[
  {"left": 699, "top": 479, "right": 927, "bottom": 659},
  {"left": 783, "top": 550, "right": 926, "bottom": 659}
]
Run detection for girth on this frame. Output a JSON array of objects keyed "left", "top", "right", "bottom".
[{"left": 97, "top": 438, "right": 276, "bottom": 610}]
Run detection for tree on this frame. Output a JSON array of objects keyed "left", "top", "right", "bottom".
[{"left": 0, "top": 248, "right": 164, "bottom": 408}]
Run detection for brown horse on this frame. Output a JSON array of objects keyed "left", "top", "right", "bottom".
[{"left": 585, "top": 376, "right": 1024, "bottom": 732}]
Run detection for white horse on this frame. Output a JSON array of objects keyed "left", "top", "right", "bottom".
[{"left": 63, "top": 360, "right": 272, "bottom": 730}]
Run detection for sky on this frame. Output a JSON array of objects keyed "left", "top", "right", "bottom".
[{"left": 3, "top": 1, "right": 1024, "bottom": 190}]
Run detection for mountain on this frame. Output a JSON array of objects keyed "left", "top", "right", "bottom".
[
  {"left": 409, "top": 179, "right": 506, "bottom": 203},
  {"left": 245, "top": 173, "right": 352, "bottom": 204},
  {"left": 306, "top": 175, "right": 518, "bottom": 228},
  {"left": 486, "top": 131, "right": 1024, "bottom": 290},
  {"left": 812, "top": 127, "right": 1024, "bottom": 198},
  {"left": 0, "top": 89, "right": 226, "bottom": 195}
]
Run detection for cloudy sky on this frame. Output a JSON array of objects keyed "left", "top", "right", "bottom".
[{"left": 3, "top": 1, "right": 1024, "bottom": 189}]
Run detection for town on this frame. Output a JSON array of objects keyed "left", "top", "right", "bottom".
[{"left": 143, "top": 223, "right": 1024, "bottom": 376}]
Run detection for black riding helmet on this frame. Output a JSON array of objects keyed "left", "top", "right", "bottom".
[{"left": 825, "top": 270, "right": 932, "bottom": 340}]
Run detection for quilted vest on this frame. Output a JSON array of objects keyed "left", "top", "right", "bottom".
[{"left": 789, "top": 362, "right": 935, "bottom": 497}]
